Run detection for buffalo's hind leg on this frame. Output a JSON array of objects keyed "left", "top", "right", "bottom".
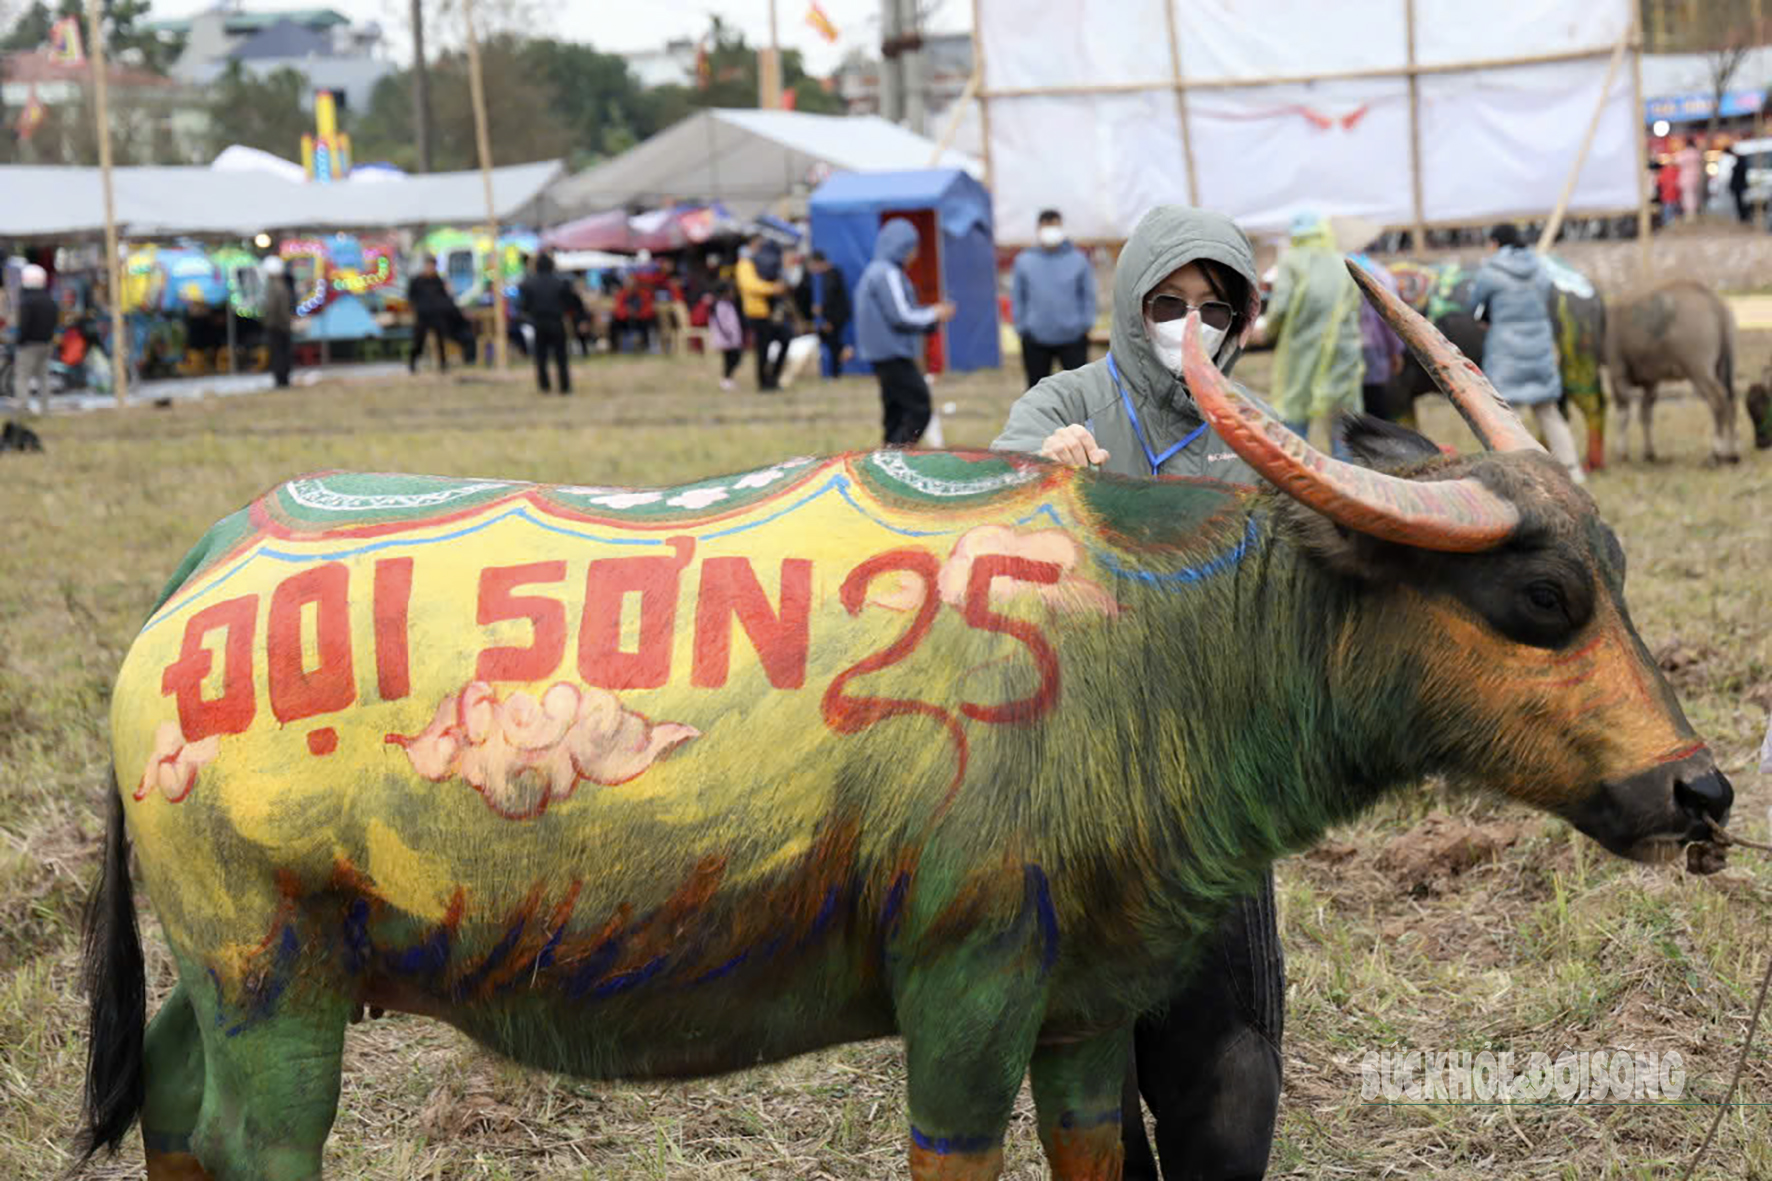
[
  {"left": 177, "top": 950, "right": 352, "bottom": 1181},
  {"left": 140, "top": 981, "right": 212, "bottom": 1180},
  {"left": 1030, "top": 1026, "right": 1133, "bottom": 1180}
]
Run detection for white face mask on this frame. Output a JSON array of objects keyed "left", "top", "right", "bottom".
[
  {"left": 1146, "top": 315, "right": 1227, "bottom": 376},
  {"left": 1037, "top": 224, "right": 1065, "bottom": 248}
]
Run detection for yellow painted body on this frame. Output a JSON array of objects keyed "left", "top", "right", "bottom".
[{"left": 110, "top": 455, "right": 1138, "bottom": 1012}]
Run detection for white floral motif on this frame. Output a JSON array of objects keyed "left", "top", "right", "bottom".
[
  {"left": 589, "top": 491, "right": 663, "bottom": 508},
  {"left": 734, "top": 468, "right": 787, "bottom": 490},
  {"left": 867, "top": 451, "right": 1042, "bottom": 497},
  {"left": 666, "top": 487, "right": 730, "bottom": 509},
  {"left": 285, "top": 477, "right": 513, "bottom": 512}
]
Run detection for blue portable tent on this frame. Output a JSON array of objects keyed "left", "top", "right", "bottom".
[{"left": 808, "top": 169, "right": 1000, "bottom": 375}]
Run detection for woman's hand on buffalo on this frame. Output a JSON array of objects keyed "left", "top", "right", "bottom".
[{"left": 1039, "top": 424, "right": 1110, "bottom": 467}]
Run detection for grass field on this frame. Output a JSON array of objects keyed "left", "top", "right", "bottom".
[{"left": 1, "top": 347, "right": 1768, "bottom": 1180}]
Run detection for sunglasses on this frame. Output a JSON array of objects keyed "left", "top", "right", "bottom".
[{"left": 1145, "top": 294, "right": 1236, "bottom": 331}]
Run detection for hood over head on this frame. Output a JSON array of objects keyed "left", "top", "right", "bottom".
[
  {"left": 1489, "top": 244, "right": 1544, "bottom": 280},
  {"left": 874, "top": 218, "right": 921, "bottom": 265},
  {"left": 1109, "top": 205, "right": 1261, "bottom": 411}
]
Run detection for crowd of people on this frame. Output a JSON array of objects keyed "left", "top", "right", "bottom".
[{"left": 398, "top": 236, "right": 863, "bottom": 403}]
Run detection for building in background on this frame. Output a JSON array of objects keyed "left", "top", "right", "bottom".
[
  {"left": 145, "top": 5, "right": 390, "bottom": 114},
  {"left": 832, "top": 31, "right": 979, "bottom": 153},
  {"left": 1, "top": 49, "right": 210, "bottom": 162},
  {"left": 621, "top": 38, "right": 700, "bottom": 90}
]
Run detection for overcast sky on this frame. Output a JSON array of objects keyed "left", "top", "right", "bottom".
[{"left": 144, "top": 0, "right": 967, "bottom": 76}]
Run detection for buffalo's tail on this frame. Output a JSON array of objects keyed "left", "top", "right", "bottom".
[
  {"left": 72, "top": 777, "right": 146, "bottom": 1167},
  {"left": 1719, "top": 293, "right": 1738, "bottom": 399}
]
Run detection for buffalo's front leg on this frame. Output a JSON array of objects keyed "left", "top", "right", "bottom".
[{"left": 1030, "top": 1027, "right": 1133, "bottom": 1180}]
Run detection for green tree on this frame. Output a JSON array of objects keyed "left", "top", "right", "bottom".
[
  {"left": 204, "top": 63, "right": 311, "bottom": 159},
  {"left": 28, "top": 0, "right": 186, "bottom": 73},
  {"left": 350, "top": 35, "right": 574, "bottom": 172},
  {"left": 517, "top": 37, "right": 647, "bottom": 169},
  {"left": 1, "top": 1, "right": 54, "bottom": 50}
]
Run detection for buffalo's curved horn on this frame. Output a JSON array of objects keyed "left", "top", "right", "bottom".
[
  {"left": 1181, "top": 313, "right": 1521, "bottom": 553},
  {"left": 1345, "top": 258, "right": 1545, "bottom": 454}
]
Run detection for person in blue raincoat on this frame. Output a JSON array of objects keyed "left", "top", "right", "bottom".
[{"left": 1467, "top": 225, "right": 1584, "bottom": 483}]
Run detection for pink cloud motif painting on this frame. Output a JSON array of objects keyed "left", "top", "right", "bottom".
[
  {"left": 135, "top": 721, "right": 221, "bottom": 803},
  {"left": 386, "top": 681, "right": 699, "bottom": 819},
  {"left": 865, "top": 526, "right": 1119, "bottom": 617}
]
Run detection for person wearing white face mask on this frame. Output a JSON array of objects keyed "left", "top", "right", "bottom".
[
  {"left": 992, "top": 206, "right": 1284, "bottom": 1181},
  {"left": 1010, "top": 209, "right": 1097, "bottom": 389}
]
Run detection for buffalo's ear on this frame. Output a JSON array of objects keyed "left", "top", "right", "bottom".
[
  {"left": 1339, "top": 414, "right": 1445, "bottom": 470},
  {"left": 1270, "top": 493, "right": 1419, "bottom": 584}
]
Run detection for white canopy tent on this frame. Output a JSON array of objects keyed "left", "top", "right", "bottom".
[
  {"left": 975, "top": 0, "right": 1643, "bottom": 244},
  {"left": 544, "top": 109, "right": 982, "bottom": 222},
  {"left": 0, "top": 159, "right": 566, "bottom": 239}
]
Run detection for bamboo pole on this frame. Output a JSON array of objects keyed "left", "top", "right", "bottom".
[
  {"left": 1161, "top": 0, "right": 1201, "bottom": 206},
  {"left": 979, "top": 42, "right": 1624, "bottom": 100},
  {"left": 927, "top": 66, "right": 981, "bottom": 164},
  {"left": 1537, "top": 28, "right": 1630, "bottom": 252},
  {"left": 969, "top": 0, "right": 993, "bottom": 187},
  {"left": 760, "top": 0, "right": 783, "bottom": 109},
  {"left": 1404, "top": 0, "right": 1428, "bottom": 249},
  {"left": 86, "top": 0, "right": 127, "bottom": 407},
  {"left": 1628, "top": 16, "right": 1653, "bottom": 278},
  {"left": 462, "top": 0, "right": 507, "bottom": 372}
]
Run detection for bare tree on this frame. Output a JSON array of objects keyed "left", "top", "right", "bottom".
[{"left": 1663, "top": 0, "right": 1772, "bottom": 135}]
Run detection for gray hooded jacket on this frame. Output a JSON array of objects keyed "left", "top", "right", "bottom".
[{"left": 993, "top": 206, "right": 1264, "bottom": 484}]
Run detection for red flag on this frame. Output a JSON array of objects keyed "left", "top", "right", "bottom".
[{"left": 694, "top": 38, "right": 711, "bottom": 89}]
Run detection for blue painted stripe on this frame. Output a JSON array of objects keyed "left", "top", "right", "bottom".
[
  {"left": 910, "top": 1125, "right": 998, "bottom": 1155},
  {"left": 1056, "top": 1107, "right": 1122, "bottom": 1131},
  {"left": 1025, "top": 864, "right": 1060, "bottom": 973},
  {"left": 1093, "top": 516, "right": 1259, "bottom": 586}
]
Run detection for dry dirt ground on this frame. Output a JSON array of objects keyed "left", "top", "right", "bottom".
[{"left": 1, "top": 344, "right": 1768, "bottom": 1180}]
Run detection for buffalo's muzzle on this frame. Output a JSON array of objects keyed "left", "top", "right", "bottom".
[
  {"left": 1674, "top": 767, "right": 1734, "bottom": 829},
  {"left": 1562, "top": 749, "right": 1732, "bottom": 861}
]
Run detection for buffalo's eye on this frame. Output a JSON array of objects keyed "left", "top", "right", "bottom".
[{"left": 1524, "top": 580, "right": 1563, "bottom": 615}]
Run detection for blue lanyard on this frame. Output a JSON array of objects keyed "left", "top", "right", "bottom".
[{"left": 1107, "top": 353, "right": 1207, "bottom": 476}]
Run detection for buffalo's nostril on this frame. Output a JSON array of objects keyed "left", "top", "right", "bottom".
[{"left": 1675, "top": 769, "right": 1734, "bottom": 821}]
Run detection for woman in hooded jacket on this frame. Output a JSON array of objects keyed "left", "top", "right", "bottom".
[
  {"left": 994, "top": 205, "right": 1283, "bottom": 1181},
  {"left": 1467, "top": 225, "right": 1584, "bottom": 484}
]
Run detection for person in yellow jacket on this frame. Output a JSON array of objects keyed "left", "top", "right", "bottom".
[
  {"left": 1266, "top": 211, "right": 1363, "bottom": 457},
  {"left": 735, "top": 235, "right": 788, "bottom": 391}
]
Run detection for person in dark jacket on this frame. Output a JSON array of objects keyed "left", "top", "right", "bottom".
[
  {"left": 1468, "top": 224, "right": 1582, "bottom": 483},
  {"left": 1727, "top": 142, "right": 1752, "bottom": 224},
  {"left": 12, "top": 264, "right": 58, "bottom": 412},
  {"left": 994, "top": 205, "right": 1285, "bottom": 1181},
  {"left": 795, "top": 252, "right": 851, "bottom": 378},
  {"left": 854, "top": 219, "right": 954, "bottom": 444},
  {"left": 1011, "top": 208, "right": 1097, "bottom": 388},
  {"left": 407, "top": 255, "right": 456, "bottom": 374},
  {"left": 518, "top": 251, "right": 572, "bottom": 395},
  {"left": 260, "top": 256, "right": 294, "bottom": 388}
]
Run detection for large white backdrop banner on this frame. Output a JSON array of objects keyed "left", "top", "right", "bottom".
[{"left": 977, "top": 0, "right": 1638, "bottom": 243}]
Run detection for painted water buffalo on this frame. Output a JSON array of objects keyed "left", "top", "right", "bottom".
[
  {"left": 78, "top": 269, "right": 1732, "bottom": 1181},
  {"left": 1606, "top": 280, "right": 1742, "bottom": 464},
  {"left": 1390, "top": 258, "right": 1608, "bottom": 469}
]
